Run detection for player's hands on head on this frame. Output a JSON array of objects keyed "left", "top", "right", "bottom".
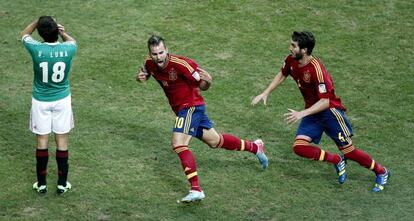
[
  {"left": 57, "top": 24, "right": 65, "bottom": 33},
  {"left": 251, "top": 93, "right": 268, "bottom": 106}
]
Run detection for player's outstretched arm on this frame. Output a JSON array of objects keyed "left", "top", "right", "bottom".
[
  {"left": 57, "top": 24, "right": 75, "bottom": 42},
  {"left": 198, "top": 67, "right": 212, "bottom": 91},
  {"left": 251, "top": 71, "right": 286, "bottom": 106},
  {"left": 20, "top": 19, "right": 38, "bottom": 38},
  {"left": 284, "top": 98, "right": 329, "bottom": 124}
]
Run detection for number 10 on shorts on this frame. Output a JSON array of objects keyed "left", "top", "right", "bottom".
[{"left": 175, "top": 117, "right": 184, "bottom": 129}]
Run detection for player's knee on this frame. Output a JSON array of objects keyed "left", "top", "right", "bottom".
[
  {"left": 205, "top": 138, "right": 219, "bottom": 148},
  {"left": 171, "top": 142, "right": 178, "bottom": 150},
  {"left": 293, "top": 139, "right": 310, "bottom": 157},
  {"left": 202, "top": 132, "right": 220, "bottom": 148},
  {"left": 171, "top": 138, "right": 184, "bottom": 149}
]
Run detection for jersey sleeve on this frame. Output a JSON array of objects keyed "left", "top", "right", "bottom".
[
  {"left": 173, "top": 57, "right": 201, "bottom": 86},
  {"left": 310, "top": 59, "right": 333, "bottom": 99},
  {"left": 62, "top": 41, "right": 78, "bottom": 56},
  {"left": 22, "top": 34, "right": 40, "bottom": 56},
  {"left": 281, "top": 55, "right": 292, "bottom": 76}
]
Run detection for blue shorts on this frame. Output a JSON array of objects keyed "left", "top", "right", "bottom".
[
  {"left": 173, "top": 105, "right": 214, "bottom": 139},
  {"left": 296, "top": 108, "right": 353, "bottom": 147}
]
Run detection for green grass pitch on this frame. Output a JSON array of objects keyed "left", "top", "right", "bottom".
[{"left": 1, "top": 0, "right": 413, "bottom": 220}]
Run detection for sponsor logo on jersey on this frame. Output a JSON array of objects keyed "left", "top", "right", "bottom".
[
  {"left": 169, "top": 68, "right": 177, "bottom": 81},
  {"left": 318, "top": 83, "right": 327, "bottom": 93},
  {"left": 303, "top": 72, "right": 311, "bottom": 83}
]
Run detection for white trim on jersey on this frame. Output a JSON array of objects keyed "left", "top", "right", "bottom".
[{"left": 22, "top": 34, "right": 40, "bottom": 45}]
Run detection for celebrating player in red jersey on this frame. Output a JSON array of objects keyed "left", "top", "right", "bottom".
[
  {"left": 137, "top": 35, "right": 268, "bottom": 203},
  {"left": 252, "top": 31, "right": 389, "bottom": 192}
]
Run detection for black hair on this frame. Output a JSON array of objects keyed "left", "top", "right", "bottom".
[
  {"left": 147, "top": 35, "right": 166, "bottom": 50},
  {"left": 291, "top": 31, "right": 315, "bottom": 55},
  {"left": 37, "top": 16, "right": 59, "bottom": 43}
]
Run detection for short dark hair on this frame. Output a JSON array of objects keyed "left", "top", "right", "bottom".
[
  {"left": 292, "top": 31, "right": 315, "bottom": 55},
  {"left": 37, "top": 16, "right": 59, "bottom": 43},
  {"left": 147, "top": 35, "right": 166, "bottom": 50}
]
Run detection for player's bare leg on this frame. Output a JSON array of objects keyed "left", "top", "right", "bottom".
[
  {"left": 55, "top": 133, "right": 71, "bottom": 194},
  {"left": 37, "top": 134, "right": 49, "bottom": 149},
  {"left": 200, "top": 128, "right": 220, "bottom": 147}
]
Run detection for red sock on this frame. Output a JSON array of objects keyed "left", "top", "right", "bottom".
[
  {"left": 341, "top": 145, "right": 385, "bottom": 174},
  {"left": 216, "top": 133, "right": 258, "bottom": 154},
  {"left": 173, "top": 145, "right": 201, "bottom": 191},
  {"left": 293, "top": 139, "right": 340, "bottom": 164}
]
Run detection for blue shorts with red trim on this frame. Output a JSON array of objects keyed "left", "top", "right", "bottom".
[
  {"left": 296, "top": 108, "right": 353, "bottom": 147},
  {"left": 173, "top": 105, "right": 214, "bottom": 139}
]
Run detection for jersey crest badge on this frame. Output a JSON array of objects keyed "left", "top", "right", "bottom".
[
  {"left": 318, "top": 83, "right": 327, "bottom": 93},
  {"left": 169, "top": 69, "right": 177, "bottom": 81},
  {"left": 303, "top": 72, "right": 311, "bottom": 83}
]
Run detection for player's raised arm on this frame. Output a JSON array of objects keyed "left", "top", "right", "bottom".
[
  {"left": 57, "top": 24, "right": 75, "bottom": 42},
  {"left": 251, "top": 71, "right": 286, "bottom": 106},
  {"left": 136, "top": 66, "right": 150, "bottom": 82},
  {"left": 198, "top": 67, "right": 212, "bottom": 91},
  {"left": 20, "top": 19, "right": 38, "bottom": 38}
]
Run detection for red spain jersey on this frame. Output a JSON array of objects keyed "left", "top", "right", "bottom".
[
  {"left": 281, "top": 55, "right": 346, "bottom": 111},
  {"left": 144, "top": 54, "right": 205, "bottom": 113}
]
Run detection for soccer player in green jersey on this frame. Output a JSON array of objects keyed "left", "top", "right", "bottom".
[{"left": 21, "top": 16, "right": 77, "bottom": 194}]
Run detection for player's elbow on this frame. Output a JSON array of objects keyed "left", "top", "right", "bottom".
[
  {"left": 322, "top": 98, "right": 330, "bottom": 105},
  {"left": 199, "top": 85, "right": 210, "bottom": 91},
  {"left": 20, "top": 31, "right": 28, "bottom": 39},
  {"left": 199, "top": 81, "right": 211, "bottom": 91}
]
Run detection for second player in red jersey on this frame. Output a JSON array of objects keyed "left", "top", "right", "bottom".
[
  {"left": 252, "top": 31, "right": 389, "bottom": 192},
  {"left": 281, "top": 55, "right": 345, "bottom": 110}
]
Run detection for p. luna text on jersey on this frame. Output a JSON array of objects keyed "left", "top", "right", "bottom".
[{"left": 38, "top": 51, "right": 69, "bottom": 58}]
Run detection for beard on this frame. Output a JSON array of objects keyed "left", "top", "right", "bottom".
[{"left": 292, "top": 51, "right": 304, "bottom": 60}]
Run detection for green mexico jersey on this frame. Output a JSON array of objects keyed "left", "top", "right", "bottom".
[{"left": 22, "top": 35, "right": 77, "bottom": 101}]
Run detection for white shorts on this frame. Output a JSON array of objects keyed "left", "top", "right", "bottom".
[{"left": 30, "top": 95, "right": 74, "bottom": 135}]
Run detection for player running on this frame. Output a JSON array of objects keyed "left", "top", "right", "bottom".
[
  {"left": 252, "top": 31, "right": 389, "bottom": 192},
  {"left": 136, "top": 35, "right": 268, "bottom": 203}
]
